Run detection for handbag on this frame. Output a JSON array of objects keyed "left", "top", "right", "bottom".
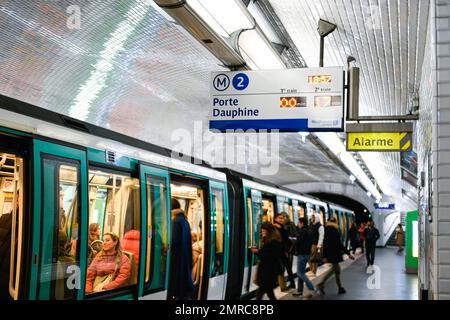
[
  {"left": 93, "top": 273, "right": 115, "bottom": 292},
  {"left": 92, "top": 262, "right": 119, "bottom": 293}
]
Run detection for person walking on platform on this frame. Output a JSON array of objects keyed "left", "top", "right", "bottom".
[
  {"left": 251, "top": 222, "right": 283, "bottom": 300},
  {"left": 273, "top": 212, "right": 296, "bottom": 291},
  {"left": 395, "top": 224, "right": 404, "bottom": 253},
  {"left": 349, "top": 222, "right": 361, "bottom": 254},
  {"left": 292, "top": 218, "right": 319, "bottom": 298},
  {"left": 363, "top": 221, "right": 380, "bottom": 267},
  {"left": 309, "top": 211, "right": 324, "bottom": 275},
  {"left": 358, "top": 223, "right": 366, "bottom": 254},
  {"left": 317, "top": 217, "right": 354, "bottom": 295}
]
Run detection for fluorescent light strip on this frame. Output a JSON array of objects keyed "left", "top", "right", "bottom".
[{"left": 187, "top": 0, "right": 254, "bottom": 37}]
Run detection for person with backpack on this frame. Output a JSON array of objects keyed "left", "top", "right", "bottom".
[
  {"left": 363, "top": 221, "right": 380, "bottom": 267},
  {"left": 292, "top": 218, "right": 319, "bottom": 298}
]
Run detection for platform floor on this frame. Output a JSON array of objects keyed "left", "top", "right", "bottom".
[{"left": 278, "top": 247, "right": 418, "bottom": 300}]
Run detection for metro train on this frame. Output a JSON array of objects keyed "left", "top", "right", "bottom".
[{"left": 0, "top": 95, "right": 354, "bottom": 300}]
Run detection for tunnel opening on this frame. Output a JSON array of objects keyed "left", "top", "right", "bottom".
[{"left": 309, "top": 193, "right": 372, "bottom": 224}]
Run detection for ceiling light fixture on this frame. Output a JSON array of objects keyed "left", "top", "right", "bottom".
[{"left": 187, "top": 0, "right": 254, "bottom": 37}]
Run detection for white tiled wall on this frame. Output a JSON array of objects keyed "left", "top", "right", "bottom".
[{"left": 418, "top": 0, "right": 450, "bottom": 300}]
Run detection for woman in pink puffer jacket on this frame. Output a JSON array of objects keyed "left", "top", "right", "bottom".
[{"left": 85, "top": 232, "right": 131, "bottom": 294}]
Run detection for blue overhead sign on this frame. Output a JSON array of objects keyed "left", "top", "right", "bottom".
[
  {"left": 375, "top": 203, "right": 395, "bottom": 210},
  {"left": 209, "top": 67, "right": 345, "bottom": 132}
]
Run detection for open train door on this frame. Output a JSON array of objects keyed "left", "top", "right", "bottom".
[{"left": 137, "top": 164, "right": 170, "bottom": 300}]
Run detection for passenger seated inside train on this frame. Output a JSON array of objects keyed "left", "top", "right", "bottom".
[
  {"left": 88, "top": 223, "right": 103, "bottom": 263},
  {"left": 85, "top": 233, "right": 131, "bottom": 294},
  {"left": 121, "top": 229, "right": 140, "bottom": 265}
]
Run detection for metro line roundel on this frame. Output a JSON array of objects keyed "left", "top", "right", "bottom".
[{"left": 232, "top": 73, "right": 249, "bottom": 91}]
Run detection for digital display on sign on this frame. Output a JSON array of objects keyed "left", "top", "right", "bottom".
[
  {"left": 314, "top": 96, "right": 342, "bottom": 108},
  {"left": 308, "top": 75, "right": 332, "bottom": 84},
  {"left": 279, "top": 97, "right": 307, "bottom": 108}
]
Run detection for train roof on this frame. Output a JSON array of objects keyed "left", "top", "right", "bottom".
[
  {"left": 221, "top": 168, "right": 329, "bottom": 208},
  {"left": 0, "top": 94, "right": 226, "bottom": 182}
]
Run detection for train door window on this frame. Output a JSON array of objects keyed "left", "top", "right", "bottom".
[
  {"left": 0, "top": 154, "right": 24, "bottom": 300},
  {"left": 262, "top": 199, "right": 274, "bottom": 223},
  {"left": 210, "top": 188, "right": 224, "bottom": 277},
  {"left": 319, "top": 207, "right": 325, "bottom": 225},
  {"left": 38, "top": 159, "right": 80, "bottom": 300},
  {"left": 170, "top": 183, "right": 205, "bottom": 298},
  {"left": 145, "top": 175, "right": 168, "bottom": 291},
  {"left": 85, "top": 169, "right": 140, "bottom": 296},
  {"left": 292, "top": 200, "right": 300, "bottom": 226}
]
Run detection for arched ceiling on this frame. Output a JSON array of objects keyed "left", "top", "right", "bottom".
[{"left": 0, "top": 0, "right": 429, "bottom": 211}]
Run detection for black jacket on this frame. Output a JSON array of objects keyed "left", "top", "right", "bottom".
[
  {"left": 363, "top": 227, "right": 380, "bottom": 247},
  {"left": 256, "top": 239, "right": 283, "bottom": 290},
  {"left": 323, "top": 222, "right": 350, "bottom": 264},
  {"left": 275, "top": 224, "right": 292, "bottom": 254},
  {"left": 295, "top": 226, "right": 313, "bottom": 256},
  {"left": 348, "top": 226, "right": 360, "bottom": 245},
  {"left": 168, "top": 211, "right": 195, "bottom": 299}
]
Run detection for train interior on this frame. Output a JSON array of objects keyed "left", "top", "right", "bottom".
[
  {"left": 87, "top": 168, "right": 141, "bottom": 293},
  {"left": 262, "top": 198, "right": 275, "bottom": 224},
  {"left": 0, "top": 152, "right": 23, "bottom": 300},
  {"left": 170, "top": 180, "right": 206, "bottom": 300}
]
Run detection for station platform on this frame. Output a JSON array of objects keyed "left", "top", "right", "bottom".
[{"left": 276, "top": 248, "right": 418, "bottom": 300}]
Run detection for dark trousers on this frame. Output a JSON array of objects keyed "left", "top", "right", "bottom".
[
  {"left": 256, "top": 287, "right": 277, "bottom": 300},
  {"left": 366, "top": 244, "right": 376, "bottom": 266},
  {"left": 318, "top": 263, "right": 342, "bottom": 289},
  {"left": 281, "top": 253, "right": 295, "bottom": 286}
]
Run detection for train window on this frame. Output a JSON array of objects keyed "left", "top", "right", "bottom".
[
  {"left": 211, "top": 188, "right": 225, "bottom": 277},
  {"left": 262, "top": 199, "right": 274, "bottom": 223},
  {"left": 0, "top": 154, "right": 23, "bottom": 300},
  {"left": 38, "top": 159, "right": 80, "bottom": 300},
  {"left": 85, "top": 170, "right": 140, "bottom": 295},
  {"left": 145, "top": 175, "right": 168, "bottom": 291}
]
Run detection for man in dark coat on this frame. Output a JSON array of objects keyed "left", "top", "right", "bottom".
[
  {"left": 363, "top": 221, "right": 380, "bottom": 267},
  {"left": 0, "top": 211, "right": 12, "bottom": 300},
  {"left": 167, "top": 198, "right": 195, "bottom": 300},
  {"left": 317, "top": 217, "right": 354, "bottom": 295},
  {"left": 273, "top": 212, "right": 295, "bottom": 291}
]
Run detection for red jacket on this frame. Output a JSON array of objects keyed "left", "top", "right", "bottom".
[
  {"left": 85, "top": 252, "right": 131, "bottom": 293},
  {"left": 121, "top": 230, "right": 140, "bottom": 264}
]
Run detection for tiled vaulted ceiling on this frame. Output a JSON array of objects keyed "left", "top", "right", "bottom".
[
  {"left": 268, "top": 0, "right": 429, "bottom": 197},
  {"left": 0, "top": 0, "right": 353, "bottom": 188},
  {"left": 0, "top": 0, "right": 430, "bottom": 209}
]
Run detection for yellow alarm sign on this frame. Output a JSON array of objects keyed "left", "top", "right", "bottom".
[{"left": 347, "top": 132, "right": 412, "bottom": 151}]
